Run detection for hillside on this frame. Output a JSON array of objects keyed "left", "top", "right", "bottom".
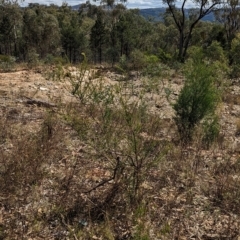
[{"left": 0, "top": 64, "right": 240, "bottom": 239}]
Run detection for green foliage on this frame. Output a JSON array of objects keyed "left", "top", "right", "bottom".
[
  {"left": 163, "top": 0, "right": 221, "bottom": 62},
  {"left": 204, "top": 41, "right": 227, "bottom": 63},
  {"left": 204, "top": 41, "right": 229, "bottom": 78},
  {"left": 22, "top": 7, "right": 61, "bottom": 59},
  {"left": 0, "top": 54, "right": 16, "bottom": 71},
  {"left": 115, "top": 54, "right": 128, "bottom": 74},
  {"left": 44, "top": 54, "right": 68, "bottom": 65},
  {"left": 90, "top": 11, "right": 106, "bottom": 63},
  {"left": 188, "top": 43, "right": 229, "bottom": 86},
  {"left": 129, "top": 49, "right": 148, "bottom": 71},
  {"left": 132, "top": 203, "right": 150, "bottom": 240},
  {"left": 157, "top": 48, "right": 172, "bottom": 64},
  {"left": 68, "top": 53, "right": 90, "bottom": 102},
  {"left": 201, "top": 115, "right": 220, "bottom": 149},
  {"left": 26, "top": 48, "right": 39, "bottom": 68},
  {"left": 67, "top": 59, "right": 166, "bottom": 206},
  {"left": 187, "top": 46, "right": 205, "bottom": 61},
  {"left": 230, "top": 33, "right": 240, "bottom": 78},
  {"left": 174, "top": 61, "right": 220, "bottom": 143},
  {"left": 142, "top": 54, "right": 168, "bottom": 77}
]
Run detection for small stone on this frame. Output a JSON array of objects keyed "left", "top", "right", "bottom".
[{"left": 39, "top": 87, "right": 48, "bottom": 91}]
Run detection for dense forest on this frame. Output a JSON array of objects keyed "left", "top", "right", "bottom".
[{"left": 0, "top": 0, "right": 239, "bottom": 74}]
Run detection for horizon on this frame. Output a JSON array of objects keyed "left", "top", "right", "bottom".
[{"left": 21, "top": 0, "right": 197, "bottom": 9}]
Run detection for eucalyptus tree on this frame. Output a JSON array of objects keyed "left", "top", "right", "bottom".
[
  {"left": 22, "top": 4, "right": 61, "bottom": 60},
  {"left": 0, "top": 2, "right": 22, "bottom": 56},
  {"left": 104, "top": 3, "right": 126, "bottom": 64},
  {"left": 158, "top": 15, "right": 179, "bottom": 56},
  {"left": 215, "top": 0, "right": 240, "bottom": 49},
  {"left": 87, "top": 0, "right": 127, "bottom": 64},
  {"left": 116, "top": 9, "right": 153, "bottom": 57},
  {"left": 90, "top": 9, "right": 106, "bottom": 63},
  {"left": 162, "top": 0, "right": 221, "bottom": 62},
  {"left": 56, "top": 3, "right": 91, "bottom": 63}
]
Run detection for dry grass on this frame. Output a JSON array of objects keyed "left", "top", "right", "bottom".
[{"left": 0, "top": 65, "right": 240, "bottom": 239}]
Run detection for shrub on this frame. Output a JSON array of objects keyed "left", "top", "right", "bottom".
[
  {"left": 188, "top": 43, "right": 229, "bottom": 83},
  {"left": 44, "top": 54, "right": 68, "bottom": 65},
  {"left": 201, "top": 115, "right": 220, "bottom": 149},
  {"left": 27, "top": 48, "right": 39, "bottom": 68},
  {"left": 142, "top": 54, "right": 165, "bottom": 77},
  {"left": 0, "top": 54, "right": 16, "bottom": 71},
  {"left": 157, "top": 48, "right": 172, "bottom": 64},
  {"left": 230, "top": 33, "right": 240, "bottom": 78},
  {"left": 118, "top": 54, "right": 128, "bottom": 72},
  {"left": 173, "top": 61, "right": 220, "bottom": 143},
  {"left": 129, "top": 49, "right": 148, "bottom": 71},
  {"left": 204, "top": 41, "right": 227, "bottom": 64}
]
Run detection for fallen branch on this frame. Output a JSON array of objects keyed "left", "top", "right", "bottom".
[
  {"left": 22, "top": 96, "right": 56, "bottom": 108},
  {"left": 83, "top": 156, "right": 123, "bottom": 194}
]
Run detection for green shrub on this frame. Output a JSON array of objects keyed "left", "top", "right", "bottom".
[
  {"left": 0, "top": 54, "right": 16, "bottom": 71},
  {"left": 118, "top": 54, "right": 128, "bottom": 72},
  {"left": 142, "top": 54, "right": 164, "bottom": 77},
  {"left": 129, "top": 49, "right": 147, "bottom": 71},
  {"left": 157, "top": 48, "right": 172, "bottom": 64},
  {"left": 230, "top": 33, "right": 240, "bottom": 78},
  {"left": 188, "top": 43, "right": 229, "bottom": 76},
  {"left": 201, "top": 115, "right": 220, "bottom": 148},
  {"left": 204, "top": 41, "right": 227, "bottom": 63},
  {"left": 204, "top": 41, "right": 229, "bottom": 82},
  {"left": 27, "top": 48, "right": 39, "bottom": 68},
  {"left": 173, "top": 61, "right": 220, "bottom": 143},
  {"left": 44, "top": 54, "right": 68, "bottom": 65}
]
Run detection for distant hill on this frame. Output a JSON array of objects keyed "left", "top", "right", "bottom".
[
  {"left": 72, "top": 4, "right": 81, "bottom": 10},
  {"left": 71, "top": 5, "right": 215, "bottom": 22},
  {"left": 139, "top": 8, "right": 165, "bottom": 21},
  {"left": 139, "top": 8, "right": 215, "bottom": 22}
]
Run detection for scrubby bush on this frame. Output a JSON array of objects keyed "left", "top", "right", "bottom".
[
  {"left": 44, "top": 54, "right": 68, "bottom": 65},
  {"left": 142, "top": 54, "right": 164, "bottom": 77},
  {"left": 157, "top": 48, "right": 172, "bottom": 64},
  {"left": 174, "top": 60, "right": 220, "bottom": 143},
  {"left": 0, "top": 54, "right": 16, "bottom": 71},
  {"left": 201, "top": 115, "right": 220, "bottom": 148},
  {"left": 129, "top": 49, "right": 148, "bottom": 71},
  {"left": 230, "top": 33, "right": 240, "bottom": 78},
  {"left": 27, "top": 48, "right": 39, "bottom": 68}
]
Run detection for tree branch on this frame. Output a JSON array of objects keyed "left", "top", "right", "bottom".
[{"left": 83, "top": 156, "right": 122, "bottom": 194}]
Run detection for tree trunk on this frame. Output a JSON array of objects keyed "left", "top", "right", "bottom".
[{"left": 178, "top": 30, "right": 185, "bottom": 62}]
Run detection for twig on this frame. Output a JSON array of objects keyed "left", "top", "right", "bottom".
[{"left": 83, "top": 156, "right": 121, "bottom": 194}]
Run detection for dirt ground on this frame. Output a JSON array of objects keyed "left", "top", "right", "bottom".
[{"left": 1, "top": 66, "right": 240, "bottom": 239}]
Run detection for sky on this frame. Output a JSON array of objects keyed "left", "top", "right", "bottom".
[{"left": 21, "top": 0, "right": 165, "bottom": 9}]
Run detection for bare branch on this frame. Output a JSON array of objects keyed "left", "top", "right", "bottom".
[{"left": 83, "top": 156, "right": 122, "bottom": 194}]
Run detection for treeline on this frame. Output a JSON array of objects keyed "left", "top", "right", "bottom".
[{"left": 1, "top": 1, "right": 240, "bottom": 76}]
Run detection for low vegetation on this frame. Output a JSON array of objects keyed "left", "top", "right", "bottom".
[
  {"left": 1, "top": 0, "right": 240, "bottom": 239},
  {"left": 0, "top": 53, "right": 239, "bottom": 239}
]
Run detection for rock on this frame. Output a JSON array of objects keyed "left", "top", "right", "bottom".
[{"left": 39, "top": 87, "right": 49, "bottom": 91}]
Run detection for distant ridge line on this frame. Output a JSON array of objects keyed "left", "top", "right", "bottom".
[{"left": 71, "top": 5, "right": 215, "bottom": 22}]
